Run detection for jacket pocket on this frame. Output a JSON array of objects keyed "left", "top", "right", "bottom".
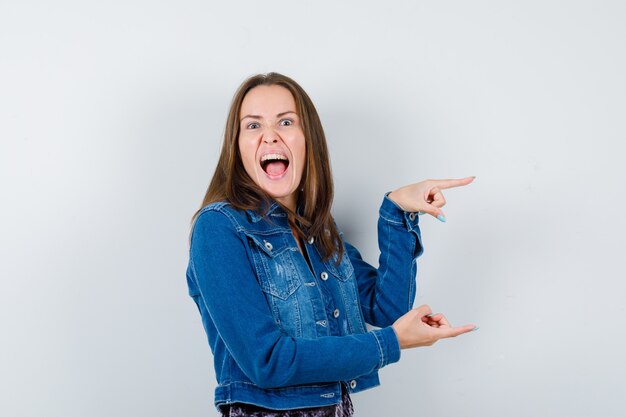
[
  {"left": 246, "top": 231, "right": 301, "bottom": 300},
  {"left": 323, "top": 246, "right": 355, "bottom": 282}
]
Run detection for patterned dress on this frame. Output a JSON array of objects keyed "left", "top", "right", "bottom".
[{"left": 220, "top": 383, "right": 354, "bottom": 417}]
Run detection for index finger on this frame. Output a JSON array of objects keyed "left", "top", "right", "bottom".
[
  {"left": 432, "top": 176, "right": 475, "bottom": 190},
  {"left": 439, "top": 324, "right": 478, "bottom": 338}
]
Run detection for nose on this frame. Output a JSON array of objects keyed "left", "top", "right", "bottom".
[{"left": 263, "top": 135, "right": 278, "bottom": 144}]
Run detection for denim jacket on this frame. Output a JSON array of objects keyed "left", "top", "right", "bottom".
[{"left": 186, "top": 194, "right": 424, "bottom": 412}]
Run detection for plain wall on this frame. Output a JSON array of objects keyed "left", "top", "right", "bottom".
[{"left": 1, "top": 1, "right": 625, "bottom": 416}]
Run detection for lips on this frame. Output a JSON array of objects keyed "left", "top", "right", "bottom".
[{"left": 260, "top": 151, "right": 290, "bottom": 177}]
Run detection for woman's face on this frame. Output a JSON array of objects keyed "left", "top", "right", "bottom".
[{"left": 238, "top": 85, "right": 306, "bottom": 212}]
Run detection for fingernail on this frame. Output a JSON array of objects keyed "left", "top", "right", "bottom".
[
  {"left": 470, "top": 326, "right": 479, "bottom": 332},
  {"left": 437, "top": 214, "right": 446, "bottom": 222},
  {"left": 471, "top": 176, "right": 476, "bottom": 179},
  {"left": 418, "top": 211, "right": 425, "bottom": 216}
]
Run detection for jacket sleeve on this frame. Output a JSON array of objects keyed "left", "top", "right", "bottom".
[
  {"left": 346, "top": 193, "right": 424, "bottom": 328},
  {"left": 188, "top": 208, "right": 400, "bottom": 390}
]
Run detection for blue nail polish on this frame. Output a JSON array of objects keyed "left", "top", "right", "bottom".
[
  {"left": 470, "top": 326, "right": 479, "bottom": 332},
  {"left": 437, "top": 214, "right": 446, "bottom": 222}
]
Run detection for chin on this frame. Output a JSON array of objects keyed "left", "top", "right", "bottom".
[
  {"left": 262, "top": 184, "right": 299, "bottom": 202},
  {"left": 254, "top": 170, "right": 300, "bottom": 207}
]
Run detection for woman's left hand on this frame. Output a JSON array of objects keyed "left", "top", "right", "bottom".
[{"left": 387, "top": 176, "right": 475, "bottom": 222}]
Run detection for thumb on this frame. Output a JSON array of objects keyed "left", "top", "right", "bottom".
[
  {"left": 414, "top": 304, "right": 432, "bottom": 319},
  {"left": 420, "top": 204, "right": 446, "bottom": 222}
]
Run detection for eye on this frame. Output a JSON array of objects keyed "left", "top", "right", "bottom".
[
  {"left": 246, "top": 122, "right": 260, "bottom": 129},
  {"left": 279, "top": 119, "right": 293, "bottom": 127}
]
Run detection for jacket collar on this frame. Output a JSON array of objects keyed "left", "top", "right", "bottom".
[{"left": 246, "top": 200, "right": 285, "bottom": 223}]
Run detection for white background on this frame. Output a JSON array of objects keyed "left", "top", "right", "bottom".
[{"left": 2, "top": 1, "right": 625, "bottom": 416}]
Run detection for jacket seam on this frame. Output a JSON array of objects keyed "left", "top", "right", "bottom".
[
  {"left": 226, "top": 380, "right": 341, "bottom": 391},
  {"left": 372, "top": 331, "right": 385, "bottom": 369},
  {"left": 379, "top": 212, "right": 404, "bottom": 225}
]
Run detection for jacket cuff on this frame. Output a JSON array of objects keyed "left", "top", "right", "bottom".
[
  {"left": 380, "top": 192, "right": 420, "bottom": 232},
  {"left": 371, "top": 326, "right": 401, "bottom": 368}
]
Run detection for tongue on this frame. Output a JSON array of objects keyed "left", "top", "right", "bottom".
[{"left": 265, "top": 161, "right": 287, "bottom": 176}]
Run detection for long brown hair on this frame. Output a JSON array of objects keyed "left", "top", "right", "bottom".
[{"left": 190, "top": 72, "right": 343, "bottom": 262}]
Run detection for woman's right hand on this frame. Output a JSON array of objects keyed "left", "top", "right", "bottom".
[{"left": 391, "top": 304, "right": 477, "bottom": 349}]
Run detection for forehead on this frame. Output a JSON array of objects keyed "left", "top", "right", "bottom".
[{"left": 240, "top": 85, "right": 296, "bottom": 115}]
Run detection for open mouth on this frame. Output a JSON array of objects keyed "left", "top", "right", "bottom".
[{"left": 260, "top": 153, "right": 290, "bottom": 177}]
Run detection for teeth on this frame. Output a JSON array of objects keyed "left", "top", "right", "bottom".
[{"left": 261, "top": 153, "right": 288, "bottom": 162}]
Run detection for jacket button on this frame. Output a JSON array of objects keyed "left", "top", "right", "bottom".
[
  {"left": 333, "top": 308, "right": 340, "bottom": 318},
  {"left": 264, "top": 241, "right": 273, "bottom": 251},
  {"left": 308, "top": 236, "right": 315, "bottom": 244},
  {"left": 320, "top": 272, "right": 329, "bottom": 281},
  {"left": 409, "top": 212, "right": 416, "bottom": 221},
  {"left": 350, "top": 380, "right": 357, "bottom": 389}
]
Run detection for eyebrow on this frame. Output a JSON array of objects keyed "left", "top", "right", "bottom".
[{"left": 240, "top": 111, "right": 297, "bottom": 122}]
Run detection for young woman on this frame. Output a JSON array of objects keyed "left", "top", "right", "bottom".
[{"left": 186, "top": 72, "right": 477, "bottom": 416}]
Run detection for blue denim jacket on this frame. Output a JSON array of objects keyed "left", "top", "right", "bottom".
[{"left": 186, "top": 194, "right": 424, "bottom": 412}]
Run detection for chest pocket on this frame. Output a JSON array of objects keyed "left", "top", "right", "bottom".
[
  {"left": 322, "top": 247, "right": 355, "bottom": 281},
  {"left": 246, "top": 231, "right": 301, "bottom": 300}
]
